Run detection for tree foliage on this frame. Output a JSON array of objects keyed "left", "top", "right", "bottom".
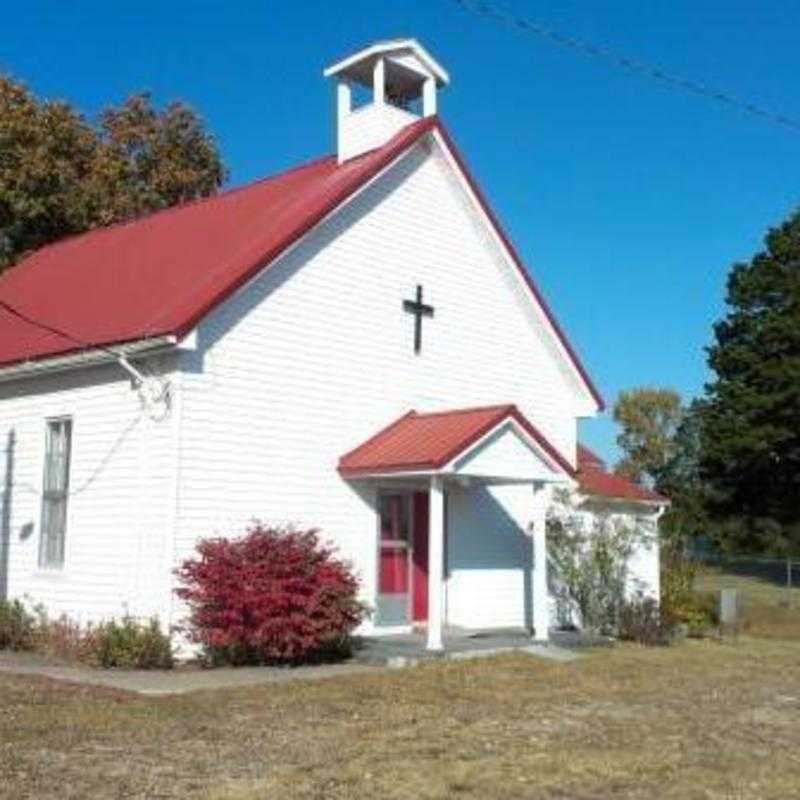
[
  {"left": 613, "top": 387, "right": 683, "bottom": 485},
  {"left": 611, "top": 388, "right": 711, "bottom": 550},
  {"left": 656, "top": 400, "right": 710, "bottom": 546},
  {"left": 0, "top": 75, "right": 226, "bottom": 268},
  {"left": 698, "top": 211, "right": 800, "bottom": 554}
]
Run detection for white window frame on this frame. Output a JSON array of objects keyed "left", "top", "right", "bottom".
[{"left": 38, "top": 417, "right": 72, "bottom": 569}]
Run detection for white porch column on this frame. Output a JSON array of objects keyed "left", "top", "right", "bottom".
[
  {"left": 531, "top": 482, "right": 550, "bottom": 642},
  {"left": 427, "top": 475, "right": 445, "bottom": 651}
]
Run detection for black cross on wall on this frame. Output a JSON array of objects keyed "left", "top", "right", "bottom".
[{"left": 403, "top": 284, "right": 435, "bottom": 354}]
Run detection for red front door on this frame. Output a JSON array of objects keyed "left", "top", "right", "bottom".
[
  {"left": 377, "top": 492, "right": 430, "bottom": 625},
  {"left": 411, "top": 491, "right": 429, "bottom": 622},
  {"left": 379, "top": 495, "right": 410, "bottom": 597}
]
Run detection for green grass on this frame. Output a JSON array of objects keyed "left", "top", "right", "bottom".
[{"left": 2, "top": 636, "right": 800, "bottom": 799}]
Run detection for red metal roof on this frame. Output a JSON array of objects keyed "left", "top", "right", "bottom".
[
  {"left": 0, "top": 116, "right": 602, "bottom": 412},
  {"left": 338, "top": 405, "right": 575, "bottom": 477},
  {"left": 577, "top": 444, "right": 607, "bottom": 471},
  {"left": 576, "top": 444, "right": 667, "bottom": 504}
]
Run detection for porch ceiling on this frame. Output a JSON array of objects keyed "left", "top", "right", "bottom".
[{"left": 337, "top": 404, "right": 575, "bottom": 483}]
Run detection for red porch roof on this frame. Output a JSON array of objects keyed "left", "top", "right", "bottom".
[
  {"left": 338, "top": 405, "right": 576, "bottom": 478},
  {"left": 576, "top": 445, "right": 667, "bottom": 504},
  {"left": 0, "top": 117, "right": 602, "bottom": 411}
]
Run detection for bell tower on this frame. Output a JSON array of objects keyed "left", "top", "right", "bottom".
[{"left": 324, "top": 39, "right": 449, "bottom": 163}]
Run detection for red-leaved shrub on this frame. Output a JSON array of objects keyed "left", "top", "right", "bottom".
[{"left": 174, "top": 524, "right": 368, "bottom": 665}]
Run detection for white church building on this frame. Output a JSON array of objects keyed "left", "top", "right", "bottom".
[{"left": 0, "top": 40, "right": 665, "bottom": 651}]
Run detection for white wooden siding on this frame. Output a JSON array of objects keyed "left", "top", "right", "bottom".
[
  {"left": 579, "top": 502, "right": 661, "bottom": 601},
  {"left": 175, "top": 140, "right": 586, "bottom": 631},
  {"left": 0, "top": 134, "right": 597, "bottom": 634},
  {"left": 339, "top": 104, "right": 418, "bottom": 162},
  {"left": 451, "top": 422, "right": 564, "bottom": 482},
  {"left": 0, "top": 358, "right": 179, "bottom": 623},
  {"left": 446, "top": 484, "right": 532, "bottom": 629}
]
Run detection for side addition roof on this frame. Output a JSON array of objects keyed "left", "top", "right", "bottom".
[{"left": 576, "top": 445, "right": 667, "bottom": 505}]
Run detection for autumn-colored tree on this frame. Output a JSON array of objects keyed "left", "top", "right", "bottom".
[
  {"left": 0, "top": 76, "right": 226, "bottom": 269},
  {"left": 657, "top": 400, "right": 711, "bottom": 546},
  {"left": 90, "top": 93, "right": 226, "bottom": 225},
  {"left": 0, "top": 77, "right": 97, "bottom": 265},
  {"left": 613, "top": 387, "right": 683, "bottom": 485}
]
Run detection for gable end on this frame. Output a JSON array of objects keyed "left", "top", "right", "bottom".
[{"left": 428, "top": 126, "right": 604, "bottom": 413}]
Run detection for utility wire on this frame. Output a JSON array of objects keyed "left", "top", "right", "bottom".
[
  {"left": 0, "top": 295, "right": 172, "bottom": 422},
  {"left": 0, "top": 297, "right": 122, "bottom": 361},
  {"left": 448, "top": 0, "right": 800, "bottom": 134},
  {"left": 0, "top": 297, "right": 164, "bottom": 389},
  {"left": 2, "top": 412, "right": 143, "bottom": 497}
]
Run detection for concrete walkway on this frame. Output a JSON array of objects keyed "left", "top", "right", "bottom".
[
  {"left": 0, "top": 651, "right": 381, "bottom": 696},
  {"left": 0, "top": 629, "right": 584, "bottom": 696}
]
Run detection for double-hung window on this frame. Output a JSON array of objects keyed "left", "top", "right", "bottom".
[{"left": 39, "top": 418, "right": 72, "bottom": 568}]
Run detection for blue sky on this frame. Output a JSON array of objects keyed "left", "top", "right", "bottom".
[{"left": 3, "top": 1, "right": 799, "bottom": 463}]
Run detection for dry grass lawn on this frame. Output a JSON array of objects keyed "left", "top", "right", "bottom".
[
  {"left": 1, "top": 635, "right": 799, "bottom": 800},
  {"left": 696, "top": 563, "right": 800, "bottom": 640}
]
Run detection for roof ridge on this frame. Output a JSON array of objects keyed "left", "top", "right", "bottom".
[{"left": 413, "top": 404, "right": 514, "bottom": 419}]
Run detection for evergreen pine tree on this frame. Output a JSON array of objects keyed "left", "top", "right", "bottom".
[{"left": 699, "top": 211, "right": 800, "bottom": 553}]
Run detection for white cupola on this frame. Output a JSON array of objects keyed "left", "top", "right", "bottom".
[{"left": 323, "top": 39, "right": 449, "bottom": 163}]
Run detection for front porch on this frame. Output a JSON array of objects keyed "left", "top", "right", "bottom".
[
  {"left": 354, "top": 626, "right": 583, "bottom": 667},
  {"left": 339, "top": 405, "right": 577, "bottom": 651}
]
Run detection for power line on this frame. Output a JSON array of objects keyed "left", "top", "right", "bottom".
[
  {"left": 0, "top": 297, "right": 165, "bottom": 392},
  {"left": 448, "top": 0, "right": 800, "bottom": 134},
  {"left": 1, "top": 296, "right": 172, "bottom": 418},
  {"left": 0, "top": 298, "right": 120, "bottom": 359}
]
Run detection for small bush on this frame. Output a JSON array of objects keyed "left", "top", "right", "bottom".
[
  {"left": 175, "top": 523, "right": 368, "bottom": 665},
  {"left": 661, "top": 552, "right": 698, "bottom": 614},
  {"left": 661, "top": 548, "right": 719, "bottom": 636},
  {"left": 0, "top": 599, "right": 36, "bottom": 651},
  {"left": 1, "top": 603, "right": 173, "bottom": 669},
  {"left": 33, "top": 611, "right": 93, "bottom": 662},
  {"left": 617, "top": 595, "right": 673, "bottom": 646},
  {"left": 665, "top": 591, "right": 719, "bottom": 637},
  {"left": 661, "top": 553, "right": 718, "bottom": 636},
  {"left": 88, "top": 617, "right": 173, "bottom": 669}
]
